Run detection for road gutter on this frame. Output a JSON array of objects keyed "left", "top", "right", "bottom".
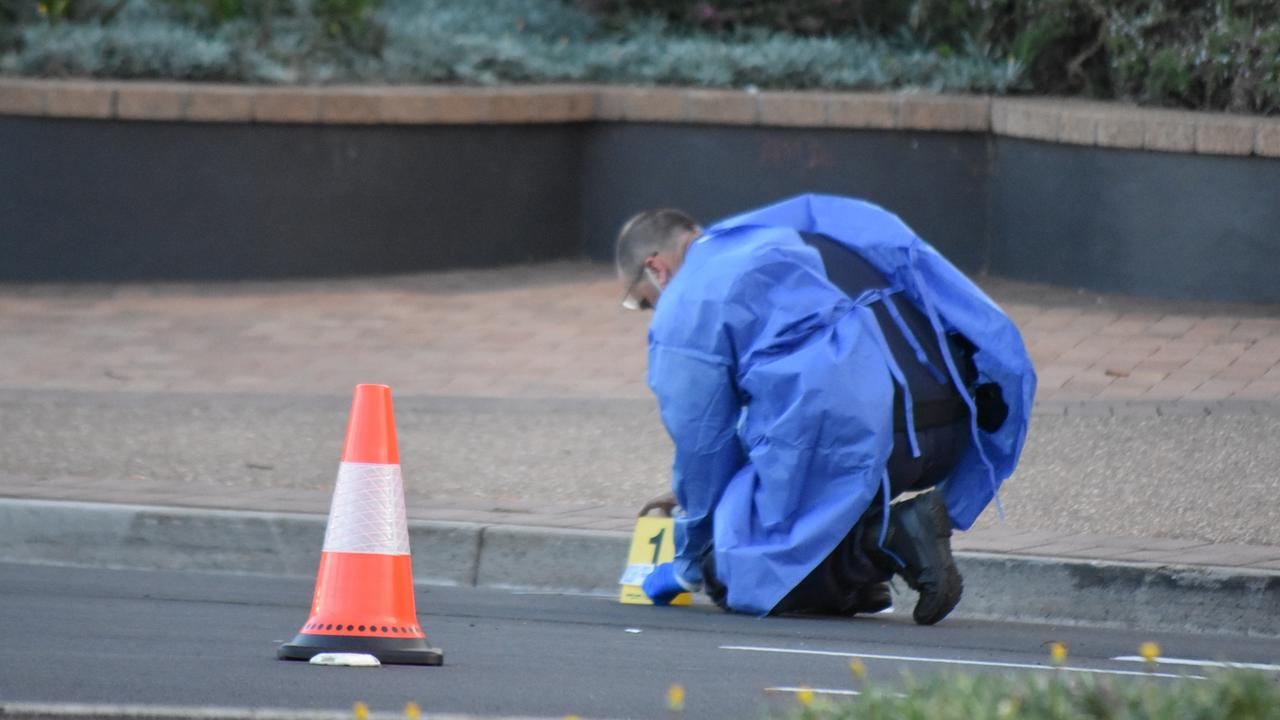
[{"left": 0, "top": 498, "right": 1275, "bottom": 638}]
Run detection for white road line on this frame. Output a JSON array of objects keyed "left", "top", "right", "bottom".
[
  {"left": 721, "top": 645, "right": 1204, "bottom": 680},
  {"left": 766, "top": 687, "right": 861, "bottom": 696},
  {"left": 1112, "top": 656, "right": 1280, "bottom": 672}
]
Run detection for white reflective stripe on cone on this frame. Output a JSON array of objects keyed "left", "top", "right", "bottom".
[{"left": 322, "top": 462, "right": 410, "bottom": 555}]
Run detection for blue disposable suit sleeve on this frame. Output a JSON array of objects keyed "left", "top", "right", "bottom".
[{"left": 648, "top": 344, "right": 745, "bottom": 586}]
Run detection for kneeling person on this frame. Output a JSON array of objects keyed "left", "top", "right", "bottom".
[{"left": 616, "top": 195, "right": 1035, "bottom": 624}]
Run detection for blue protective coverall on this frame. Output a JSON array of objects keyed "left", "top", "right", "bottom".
[{"left": 647, "top": 194, "right": 1036, "bottom": 616}]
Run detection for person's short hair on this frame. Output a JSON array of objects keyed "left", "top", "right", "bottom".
[{"left": 614, "top": 209, "right": 699, "bottom": 278}]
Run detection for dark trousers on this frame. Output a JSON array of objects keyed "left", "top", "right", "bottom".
[
  {"left": 702, "top": 418, "right": 970, "bottom": 615},
  {"left": 700, "top": 231, "right": 977, "bottom": 614}
]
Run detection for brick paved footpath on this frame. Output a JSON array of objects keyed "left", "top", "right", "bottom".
[{"left": 2, "top": 261, "right": 1280, "bottom": 572}]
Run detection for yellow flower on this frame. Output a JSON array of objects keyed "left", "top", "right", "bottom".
[
  {"left": 796, "top": 687, "right": 814, "bottom": 708},
  {"left": 1139, "top": 642, "right": 1161, "bottom": 664},
  {"left": 1050, "top": 642, "right": 1067, "bottom": 666},
  {"left": 666, "top": 684, "right": 685, "bottom": 712},
  {"left": 849, "top": 659, "right": 868, "bottom": 680},
  {"left": 405, "top": 702, "right": 421, "bottom": 720},
  {"left": 353, "top": 702, "right": 370, "bottom": 720},
  {"left": 563, "top": 716, "right": 582, "bottom": 720}
]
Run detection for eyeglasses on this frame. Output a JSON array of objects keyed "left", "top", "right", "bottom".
[{"left": 620, "top": 253, "right": 658, "bottom": 311}]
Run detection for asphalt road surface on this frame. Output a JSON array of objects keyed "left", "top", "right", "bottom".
[{"left": 1, "top": 562, "right": 1278, "bottom": 719}]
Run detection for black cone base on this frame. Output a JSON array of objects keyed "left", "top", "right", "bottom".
[{"left": 277, "top": 632, "right": 444, "bottom": 666}]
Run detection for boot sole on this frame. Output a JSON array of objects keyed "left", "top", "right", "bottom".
[{"left": 912, "top": 565, "right": 963, "bottom": 625}]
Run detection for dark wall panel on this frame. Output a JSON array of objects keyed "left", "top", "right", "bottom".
[
  {"left": 578, "top": 124, "right": 992, "bottom": 273},
  {"left": 991, "top": 137, "right": 1280, "bottom": 304},
  {"left": 3, "top": 115, "right": 1278, "bottom": 303},
  {"left": 0, "top": 117, "right": 583, "bottom": 280}
]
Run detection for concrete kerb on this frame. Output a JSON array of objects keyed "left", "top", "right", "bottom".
[
  {"left": 955, "top": 553, "right": 1280, "bottom": 637},
  {"left": 0, "top": 498, "right": 1276, "bottom": 638},
  {"left": 0, "top": 499, "right": 482, "bottom": 586},
  {"left": 475, "top": 524, "right": 629, "bottom": 594},
  {"left": 0, "top": 704, "right": 550, "bottom": 720}
]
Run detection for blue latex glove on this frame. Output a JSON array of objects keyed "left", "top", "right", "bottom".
[{"left": 643, "top": 562, "right": 688, "bottom": 606}]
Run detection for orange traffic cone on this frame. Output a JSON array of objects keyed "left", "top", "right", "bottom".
[{"left": 277, "top": 384, "right": 444, "bottom": 666}]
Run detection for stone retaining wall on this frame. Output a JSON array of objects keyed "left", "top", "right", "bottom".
[
  {"left": 2, "top": 79, "right": 1279, "bottom": 302},
  {"left": 3, "top": 79, "right": 1278, "bottom": 158}
]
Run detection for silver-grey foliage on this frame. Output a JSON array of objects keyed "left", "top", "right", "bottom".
[{"left": 0, "top": 0, "right": 1021, "bottom": 91}]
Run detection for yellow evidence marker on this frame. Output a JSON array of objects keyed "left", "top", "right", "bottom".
[{"left": 618, "top": 515, "right": 692, "bottom": 605}]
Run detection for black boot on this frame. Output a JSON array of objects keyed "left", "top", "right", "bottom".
[
  {"left": 850, "top": 582, "right": 893, "bottom": 615},
  {"left": 867, "top": 491, "right": 963, "bottom": 625}
]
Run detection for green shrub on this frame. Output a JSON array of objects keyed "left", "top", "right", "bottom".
[
  {"left": 578, "top": 0, "right": 1280, "bottom": 114},
  {"left": 0, "top": 0, "right": 1018, "bottom": 89},
  {"left": 785, "top": 670, "right": 1280, "bottom": 720},
  {"left": 1103, "top": 0, "right": 1280, "bottom": 115},
  {"left": 154, "top": 0, "right": 383, "bottom": 52},
  {"left": 0, "top": 0, "right": 126, "bottom": 52},
  {"left": 28, "top": 0, "right": 128, "bottom": 24},
  {"left": 156, "top": 0, "right": 293, "bottom": 27},
  {"left": 2, "top": 0, "right": 1277, "bottom": 115},
  {"left": 574, "top": 0, "right": 921, "bottom": 38},
  {"left": 311, "top": 0, "right": 382, "bottom": 52}
]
